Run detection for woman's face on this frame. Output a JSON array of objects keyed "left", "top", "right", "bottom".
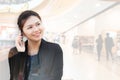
[{"left": 22, "top": 16, "right": 44, "bottom": 42}]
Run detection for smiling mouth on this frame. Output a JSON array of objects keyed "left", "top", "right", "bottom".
[{"left": 33, "top": 32, "right": 41, "bottom": 37}]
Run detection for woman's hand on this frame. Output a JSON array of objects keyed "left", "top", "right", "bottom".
[{"left": 15, "top": 35, "right": 25, "bottom": 52}]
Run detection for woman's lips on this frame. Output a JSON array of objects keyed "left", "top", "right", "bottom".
[{"left": 33, "top": 32, "right": 41, "bottom": 37}]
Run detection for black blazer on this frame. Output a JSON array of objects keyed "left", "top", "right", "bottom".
[{"left": 8, "top": 39, "right": 63, "bottom": 80}]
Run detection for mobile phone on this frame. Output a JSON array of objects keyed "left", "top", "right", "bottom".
[
  {"left": 21, "top": 33, "right": 27, "bottom": 42},
  {"left": 21, "top": 33, "right": 23, "bottom": 41}
]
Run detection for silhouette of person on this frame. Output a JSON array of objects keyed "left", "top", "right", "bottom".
[
  {"left": 105, "top": 33, "right": 114, "bottom": 60},
  {"left": 96, "top": 34, "right": 103, "bottom": 61},
  {"left": 79, "top": 39, "right": 82, "bottom": 54},
  {"left": 72, "top": 35, "right": 80, "bottom": 54}
]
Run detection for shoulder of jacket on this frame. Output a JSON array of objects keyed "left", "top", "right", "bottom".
[
  {"left": 47, "top": 41, "right": 60, "bottom": 47},
  {"left": 41, "top": 39, "right": 62, "bottom": 51}
]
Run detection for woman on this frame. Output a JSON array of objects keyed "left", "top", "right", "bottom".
[{"left": 8, "top": 10, "right": 63, "bottom": 80}]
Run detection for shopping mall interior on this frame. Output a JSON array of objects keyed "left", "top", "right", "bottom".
[{"left": 0, "top": 0, "right": 120, "bottom": 80}]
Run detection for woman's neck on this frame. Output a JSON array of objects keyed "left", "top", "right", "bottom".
[{"left": 28, "top": 40, "right": 41, "bottom": 56}]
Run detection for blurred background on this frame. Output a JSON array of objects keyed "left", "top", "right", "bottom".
[{"left": 0, "top": 0, "right": 120, "bottom": 80}]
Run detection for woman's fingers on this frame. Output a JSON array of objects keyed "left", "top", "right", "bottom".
[{"left": 15, "top": 35, "right": 25, "bottom": 52}]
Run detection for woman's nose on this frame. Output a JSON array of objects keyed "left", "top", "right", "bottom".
[{"left": 33, "top": 26, "right": 39, "bottom": 31}]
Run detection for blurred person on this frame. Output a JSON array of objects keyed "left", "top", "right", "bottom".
[
  {"left": 8, "top": 10, "right": 63, "bottom": 80},
  {"left": 96, "top": 34, "right": 103, "bottom": 61},
  {"left": 72, "top": 35, "right": 81, "bottom": 54},
  {"left": 105, "top": 33, "right": 114, "bottom": 61}
]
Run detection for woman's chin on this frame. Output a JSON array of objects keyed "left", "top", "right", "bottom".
[{"left": 33, "top": 37, "right": 42, "bottom": 42}]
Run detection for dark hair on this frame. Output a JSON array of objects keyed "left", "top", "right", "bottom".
[{"left": 17, "top": 10, "right": 41, "bottom": 32}]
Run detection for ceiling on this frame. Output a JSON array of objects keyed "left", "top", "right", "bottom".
[
  {"left": 39, "top": 0, "right": 119, "bottom": 33},
  {"left": 0, "top": 0, "right": 119, "bottom": 33}
]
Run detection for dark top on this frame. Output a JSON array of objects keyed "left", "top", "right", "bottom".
[
  {"left": 28, "top": 54, "right": 41, "bottom": 80},
  {"left": 8, "top": 39, "right": 63, "bottom": 80}
]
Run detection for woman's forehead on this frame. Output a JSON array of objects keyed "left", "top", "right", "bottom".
[{"left": 24, "top": 16, "right": 41, "bottom": 26}]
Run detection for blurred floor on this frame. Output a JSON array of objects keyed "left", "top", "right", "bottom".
[{"left": 61, "top": 43, "right": 120, "bottom": 80}]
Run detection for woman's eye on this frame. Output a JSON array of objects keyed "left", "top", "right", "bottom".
[
  {"left": 27, "top": 26, "right": 32, "bottom": 29},
  {"left": 36, "top": 23, "right": 41, "bottom": 26}
]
